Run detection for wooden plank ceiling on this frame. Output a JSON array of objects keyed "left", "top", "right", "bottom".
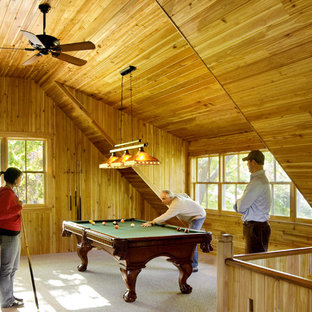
[{"left": 0, "top": 0, "right": 311, "bottom": 205}]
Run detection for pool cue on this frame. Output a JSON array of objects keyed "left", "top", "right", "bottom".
[
  {"left": 74, "top": 153, "right": 77, "bottom": 210},
  {"left": 78, "top": 161, "right": 82, "bottom": 220},
  {"left": 178, "top": 218, "right": 188, "bottom": 228},
  {"left": 76, "top": 159, "right": 80, "bottom": 220},
  {"left": 22, "top": 219, "right": 40, "bottom": 311},
  {"left": 69, "top": 168, "right": 72, "bottom": 211}
]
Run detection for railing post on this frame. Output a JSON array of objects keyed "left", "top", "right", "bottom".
[{"left": 217, "top": 234, "right": 234, "bottom": 312}]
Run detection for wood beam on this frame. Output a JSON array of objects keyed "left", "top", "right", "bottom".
[{"left": 55, "top": 81, "right": 114, "bottom": 154}]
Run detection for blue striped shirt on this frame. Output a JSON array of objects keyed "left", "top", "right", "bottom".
[{"left": 233, "top": 170, "right": 271, "bottom": 222}]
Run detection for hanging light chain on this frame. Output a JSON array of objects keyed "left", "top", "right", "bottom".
[
  {"left": 99, "top": 65, "right": 160, "bottom": 169},
  {"left": 130, "top": 72, "right": 133, "bottom": 142},
  {"left": 119, "top": 75, "right": 124, "bottom": 144}
]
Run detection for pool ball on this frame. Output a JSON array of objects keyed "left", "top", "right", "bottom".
[
  {"left": 121, "top": 219, "right": 125, "bottom": 223},
  {"left": 89, "top": 220, "right": 95, "bottom": 225},
  {"left": 130, "top": 223, "right": 135, "bottom": 227},
  {"left": 184, "top": 228, "right": 189, "bottom": 233},
  {"left": 115, "top": 225, "right": 119, "bottom": 229},
  {"left": 177, "top": 227, "right": 181, "bottom": 231},
  {"left": 102, "top": 221, "right": 106, "bottom": 225},
  {"left": 113, "top": 221, "right": 117, "bottom": 225}
]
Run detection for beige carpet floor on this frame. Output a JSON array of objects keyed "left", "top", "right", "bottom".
[{"left": 3, "top": 250, "right": 217, "bottom": 312}]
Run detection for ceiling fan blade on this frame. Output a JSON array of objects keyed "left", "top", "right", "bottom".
[
  {"left": 21, "top": 30, "right": 45, "bottom": 49},
  {"left": 51, "top": 52, "right": 87, "bottom": 66},
  {"left": 23, "top": 53, "right": 42, "bottom": 66},
  {"left": 56, "top": 41, "right": 95, "bottom": 52},
  {"left": 0, "top": 47, "right": 35, "bottom": 51}
]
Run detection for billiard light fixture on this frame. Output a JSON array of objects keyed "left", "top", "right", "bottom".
[
  {"left": 99, "top": 152, "right": 118, "bottom": 169},
  {"left": 100, "top": 139, "right": 160, "bottom": 169},
  {"left": 124, "top": 146, "right": 160, "bottom": 166},
  {"left": 99, "top": 66, "right": 160, "bottom": 169}
]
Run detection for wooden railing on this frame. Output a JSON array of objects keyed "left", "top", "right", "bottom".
[{"left": 217, "top": 234, "right": 312, "bottom": 312}]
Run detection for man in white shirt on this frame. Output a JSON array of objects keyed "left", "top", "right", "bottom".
[
  {"left": 142, "top": 190, "right": 206, "bottom": 272},
  {"left": 234, "top": 150, "right": 271, "bottom": 253}
]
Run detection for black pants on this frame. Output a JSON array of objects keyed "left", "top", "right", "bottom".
[{"left": 243, "top": 221, "right": 271, "bottom": 254}]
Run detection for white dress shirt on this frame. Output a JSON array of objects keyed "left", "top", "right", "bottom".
[{"left": 153, "top": 194, "right": 206, "bottom": 225}]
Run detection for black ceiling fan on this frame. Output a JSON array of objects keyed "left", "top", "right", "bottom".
[{"left": 0, "top": 3, "right": 95, "bottom": 66}]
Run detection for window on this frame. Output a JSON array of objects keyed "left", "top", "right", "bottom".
[
  {"left": 297, "top": 190, "right": 312, "bottom": 219},
  {"left": 191, "top": 151, "right": 312, "bottom": 220},
  {"left": 195, "top": 156, "right": 219, "bottom": 210},
  {"left": 1, "top": 137, "right": 46, "bottom": 205},
  {"left": 263, "top": 152, "right": 291, "bottom": 217},
  {"left": 222, "top": 153, "right": 249, "bottom": 211}
]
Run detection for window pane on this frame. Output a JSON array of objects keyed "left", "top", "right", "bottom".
[
  {"left": 237, "top": 184, "right": 247, "bottom": 198},
  {"left": 297, "top": 191, "right": 312, "bottom": 219},
  {"left": 27, "top": 141, "right": 44, "bottom": 171},
  {"left": 27, "top": 173, "right": 44, "bottom": 204},
  {"left": 198, "top": 156, "right": 219, "bottom": 182},
  {"left": 209, "top": 156, "right": 219, "bottom": 182},
  {"left": 196, "top": 184, "right": 206, "bottom": 205},
  {"left": 16, "top": 174, "right": 26, "bottom": 204},
  {"left": 272, "top": 184, "right": 290, "bottom": 216},
  {"left": 263, "top": 152, "right": 274, "bottom": 181},
  {"left": 238, "top": 154, "right": 249, "bottom": 182},
  {"left": 276, "top": 162, "right": 291, "bottom": 182},
  {"left": 223, "top": 184, "right": 236, "bottom": 211},
  {"left": 195, "top": 184, "right": 218, "bottom": 210},
  {"left": 207, "top": 184, "right": 218, "bottom": 210},
  {"left": 8, "top": 140, "right": 25, "bottom": 171},
  {"left": 7, "top": 139, "right": 45, "bottom": 205},
  {"left": 224, "top": 155, "right": 238, "bottom": 182},
  {"left": 198, "top": 158, "right": 209, "bottom": 182}
]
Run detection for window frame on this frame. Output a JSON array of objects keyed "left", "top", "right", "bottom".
[
  {"left": 190, "top": 151, "right": 312, "bottom": 223},
  {"left": 1, "top": 135, "right": 49, "bottom": 209}
]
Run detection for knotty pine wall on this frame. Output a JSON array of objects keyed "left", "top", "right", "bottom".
[
  {"left": 1, "top": 77, "right": 310, "bottom": 256},
  {"left": 0, "top": 77, "right": 187, "bottom": 255}
]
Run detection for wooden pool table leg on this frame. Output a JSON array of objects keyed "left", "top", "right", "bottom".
[
  {"left": 76, "top": 232, "right": 93, "bottom": 272},
  {"left": 119, "top": 267, "right": 142, "bottom": 302},
  {"left": 168, "top": 259, "right": 193, "bottom": 294}
]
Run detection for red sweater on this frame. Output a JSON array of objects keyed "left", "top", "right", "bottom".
[{"left": 0, "top": 187, "right": 22, "bottom": 231}]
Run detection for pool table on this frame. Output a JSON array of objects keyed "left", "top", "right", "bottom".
[{"left": 62, "top": 218, "right": 213, "bottom": 302}]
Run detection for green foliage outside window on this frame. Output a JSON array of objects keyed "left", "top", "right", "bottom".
[
  {"left": 8, "top": 139, "right": 45, "bottom": 205},
  {"left": 196, "top": 156, "right": 219, "bottom": 209},
  {"left": 263, "top": 152, "right": 290, "bottom": 217},
  {"left": 271, "top": 184, "right": 290, "bottom": 216},
  {"left": 223, "top": 153, "right": 248, "bottom": 211},
  {"left": 297, "top": 190, "right": 312, "bottom": 219}
]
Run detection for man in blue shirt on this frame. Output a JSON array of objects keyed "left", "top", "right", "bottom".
[{"left": 233, "top": 150, "right": 271, "bottom": 253}]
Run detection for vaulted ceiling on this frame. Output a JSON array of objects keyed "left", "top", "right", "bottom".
[{"left": 0, "top": 0, "right": 311, "bottom": 205}]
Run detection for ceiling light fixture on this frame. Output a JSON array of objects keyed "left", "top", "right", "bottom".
[
  {"left": 100, "top": 66, "right": 160, "bottom": 169},
  {"left": 124, "top": 146, "right": 160, "bottom": 166},
  {"left": 99, "top": 152, "right": 118, "bottom": 169}
]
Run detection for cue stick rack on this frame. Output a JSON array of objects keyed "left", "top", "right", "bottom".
[{"left": 64, "top": 167, "right": 82, "bottom": 220}]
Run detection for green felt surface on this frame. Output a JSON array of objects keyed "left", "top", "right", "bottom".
[{"left": 75, "top": 219, "right": 199, "bottom": 239}]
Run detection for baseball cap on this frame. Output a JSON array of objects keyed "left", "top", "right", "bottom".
[{"left": 242, "top": 150, "right": 265, "bottom": 165}]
